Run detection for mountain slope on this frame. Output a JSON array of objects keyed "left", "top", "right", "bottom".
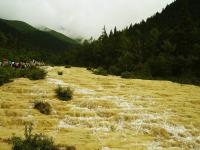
[
  {"left": 2, "top": 19, "right": 37, "bottom": 33},
  {"left": 0, "top": 18, "right": 80, "bottom": 64},
  {"left": 0, "top": 18, "right": 79, "bottom": 51},
  {"left": 46, "top": 29, "right": 78, "bottom": 46}
]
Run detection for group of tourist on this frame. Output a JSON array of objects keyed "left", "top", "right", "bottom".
[{"left": 0, "top": 59, "right": 45, "bottom": 69}]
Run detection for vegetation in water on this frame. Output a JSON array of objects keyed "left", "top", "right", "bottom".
[
  {"left": 0, "top": 66, "right": 47, "bottom": 86},
  {"left": 11, "top": 123, "right": 76, "bottom": 150},
  {"left": 55, "top": 86, "right": 73, "bottom": 101},
  {"left": 34, "top": 101, "right": 52, "bottom": 115}
]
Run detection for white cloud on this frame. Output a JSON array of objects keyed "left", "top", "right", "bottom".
[{"left": 0, "top": 0, "right": 174, "bottom": 38}]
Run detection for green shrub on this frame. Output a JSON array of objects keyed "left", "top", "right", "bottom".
[
  {"left": 15, "top": 69, "right": 27, "bottom": 78},
  {"left": 12, "top": 123, "right": 54, "bottom": 150},
  {"left": 86, "top": 67, "right": 92, "bottom": 71},
  {"left": 66, "top": 146, "right": 76, "bottom": 150},
  {"left": 108, "top": 65, "right": 121, "bottom": 75},
  {"left": 65, "top": 65, "right": 71, "bottom": 68},
  {"left": 26, "top": 67, "right": 47, "bottom": 80},
  {"left": 34, "top": 101, "right": 52, "bottom": 115},
  {"left": 55, "top": 86, "right": 73, "bottom": 101},
  {"left": 93, "top": 67, "right": 108, "bottom": 76},
  {"left": 12, "top": 134, "right": 54, "bottom": 150},
  {"left": 0, "top": 66, "right": 47, "bottom": 86},
  {"left": 57, "top": 71, "right": 63, "bottom": 75},
  {"left": 11, "top": 123, "right": 76, "bottom": 150},
  {"left": 0, "top": 67, "right": 11, "bottom": 85},
  {"left": 53, "top": 145, "right": 76, "bottom": 150},
  {"left": 121, "top": 71, "right": 134, "bottom": 79}
]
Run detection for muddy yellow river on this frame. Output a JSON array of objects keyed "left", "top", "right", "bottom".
[{"left": 0, "top": 67, "right": 199, "bottom": 150}]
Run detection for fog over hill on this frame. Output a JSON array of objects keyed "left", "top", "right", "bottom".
[{"left": 0, "top": 0, "right": 174, "bottom": 38}]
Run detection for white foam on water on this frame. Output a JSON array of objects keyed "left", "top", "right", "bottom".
[
  {"left": 102, "top": 147, "right": 112, "bottom": 150},
  {"left": 115, "top": 119, "right": 125, "bottom": 131},
  {"left": 101, "top": 96, "right": 119, "bottom": 100},
  {"left": 48, "top": 78, "right": 96, "bottom": 96},
  {"left": 131, "top": 118, "right": 148, "bottom": 134},
  {"left": 91, "top": 127, "right": 110, "bottom": 132},
  {"left": 52, "top": 109, "right": 57, "bottom": 115},
  {"left": 58, "top": 120, "right": 76, "bottom": 129},
  {"left": 97, "top": 86, "right": 104, "bottom": 91},
  {"left": 45, "top": 66, "right": 53, "bottom": 71},
  {"left": 27, "top": 115, "right": 33, "bottom": 118},
  {"left": 72, "top": 116, "right": 103, "bottom": 121},
  {"left": 95, "top": 95, "right": 134, "bottom": 111},
  {"left": 47, "top": 78, "right": 65, "bottom": 85},
  {"left": 130, "top": 113, "right": 200, "bottom": 149},
  {"left": 162, "top": 123, "right": 187, "bottom": 136},
  {"left": 114, "top": 97, "right": 134, "bottom": 111},
  {"left": 132, "top": 95, "right": 142, "bottom": 100},
  {"left": 140, "top": 113, "right": 162, "bottom": 120},
  {"left": 75, "top": 88, "right": 96, "bottom": 95},
  {"left": 29, "top": 105, "right": 34, "bottom": 109},
  {"left": 130, "top": 112, "right": 166, "bottom": 134},
  {"left": 118, "top": 101, "right": 133, "bottom": 110},
  {"left": 57, "top": 114, "right": 107, "bottom": 130},
  {"left": 160, "top": 123, "right": 200, "bottom": 146},
  {"left": 69, "top": 104, "right": 96, "bottom": 113},
  {"left": 147, "top": 141, "right": 163, "bottom": 150},
  {"left": 21, "top": 115, "right": 35, "bottom": 122},
  {"left": 46, "top": 75, "right": 200, "bottom": 149}
]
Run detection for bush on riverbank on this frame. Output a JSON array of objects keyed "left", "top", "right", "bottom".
[
  {"left": 0, "top": 66, "right": 47, "bottom": 86},
  {"left": 11, "top": 123, "right": 77, "bottom": 150}
]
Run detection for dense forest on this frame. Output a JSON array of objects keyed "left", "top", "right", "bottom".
[
  {"left": 0, "top": 0, "right": 200, "bottom": 84},
  {"left": 70, "top": 0, "right": 200, "bottom": 84}
]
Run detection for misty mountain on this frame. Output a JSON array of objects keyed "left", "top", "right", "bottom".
[{"left": 38, "top": 26, "right": 79, "bottom": 45}]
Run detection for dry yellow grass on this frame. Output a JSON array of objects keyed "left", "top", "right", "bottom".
[{"left": 0, "top": 66, "right": 200, "bottom": 150}]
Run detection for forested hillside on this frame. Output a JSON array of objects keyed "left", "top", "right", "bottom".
[
  {"left": 0, "top": 18, "right": 79, "bottom": 64},
  {"left": 73, "top": 0, "right": 200, "bottom": 84}
]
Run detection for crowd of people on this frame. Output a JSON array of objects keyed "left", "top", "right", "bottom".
[{"left": 0, "top": 59, "right": 45, "bottom": 69}]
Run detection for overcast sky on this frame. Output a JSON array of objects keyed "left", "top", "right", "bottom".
[{"left": 0, "top": 0, "right": 174, "bottom": 39}]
